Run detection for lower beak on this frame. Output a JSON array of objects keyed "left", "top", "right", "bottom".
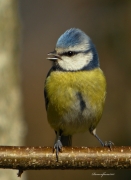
[{"left": 47, "top": 51, "right": 62, "bottom": 61}]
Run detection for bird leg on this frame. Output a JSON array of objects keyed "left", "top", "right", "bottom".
[
  {"left": 91, "top": 129, "right": 114, "bottom": 150},
  {"left": 53, "top": 130, "right": 63, "bottom": 162}
]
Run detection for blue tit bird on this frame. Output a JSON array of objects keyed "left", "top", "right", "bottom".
[{"left": 44, "top": 28, "right": 113, "bottom": 161}]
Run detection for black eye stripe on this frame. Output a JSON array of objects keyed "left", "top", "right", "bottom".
[
  {"left": 62, "top": 51, "right": 76, "bottom": 57},
  {"left": 60, "top": 49, "right": 91, "bottom": 57}
]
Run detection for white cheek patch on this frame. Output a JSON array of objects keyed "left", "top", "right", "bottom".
[{"left": 58, "top": 52, "right": 93, "bottom": 71}]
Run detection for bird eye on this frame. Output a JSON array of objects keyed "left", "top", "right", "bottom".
[
  {"left": 67, "top": 51, "right": 74, "bottom": 56},
  {"left": 62, "top": 51, "right": 75, "bottom": 57}
]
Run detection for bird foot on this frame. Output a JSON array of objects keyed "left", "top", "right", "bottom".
[
  {"left": 103, "top": 141, "right": 114, "bottom": 150},
  {"left": 53, "top": 139, "right": 63, "bottom": 161}
]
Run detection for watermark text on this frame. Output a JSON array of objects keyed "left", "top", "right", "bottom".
[{"left": 92, "top": 172, "right": 115, "bottom": 177}]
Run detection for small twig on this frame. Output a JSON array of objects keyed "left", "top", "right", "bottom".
[
  {"left": 0, "top": 146, "right": 131, "bottom": 171},
  {"left": 17, "top": 169, "right": 23, "bottom": 177}
]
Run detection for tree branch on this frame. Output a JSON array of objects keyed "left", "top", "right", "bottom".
[{"left": 0, "top": 146, "right": 131, "bottom": 172}]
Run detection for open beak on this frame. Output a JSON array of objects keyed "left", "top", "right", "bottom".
[{"left": 47, "top": 51, "right": 62, "bottom": 61}]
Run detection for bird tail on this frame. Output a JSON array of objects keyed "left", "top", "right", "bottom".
[{"left": 61, "top": 135, "right": 72, "bottom": 146}]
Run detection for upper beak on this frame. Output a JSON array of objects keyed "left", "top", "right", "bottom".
[{"left": 47, "top": 51, "right": 62, "bottom": 61}]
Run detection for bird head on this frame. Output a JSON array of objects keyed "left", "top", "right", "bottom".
[{"left": 47, "top": 28, "right": 99, "bottom": 71}]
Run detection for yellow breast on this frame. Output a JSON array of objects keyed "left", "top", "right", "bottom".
[{"left": 45, "top": 68, "right": 106, "bottom": 134}]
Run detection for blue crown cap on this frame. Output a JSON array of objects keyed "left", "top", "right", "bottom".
[{"left": 56, "top": 28, "right": 91, "bottom": 48}]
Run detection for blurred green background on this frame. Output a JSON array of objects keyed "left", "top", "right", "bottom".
[{"left": 19, "top": 0, "right": 131, "bottom": 179}]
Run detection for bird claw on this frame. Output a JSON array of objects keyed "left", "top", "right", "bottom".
[
  {"left": 103, "top": 141, "right": 114, "bottom": 150},
  {"left": 53, "top": 140, "right": 63, "bottom": 161}
]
